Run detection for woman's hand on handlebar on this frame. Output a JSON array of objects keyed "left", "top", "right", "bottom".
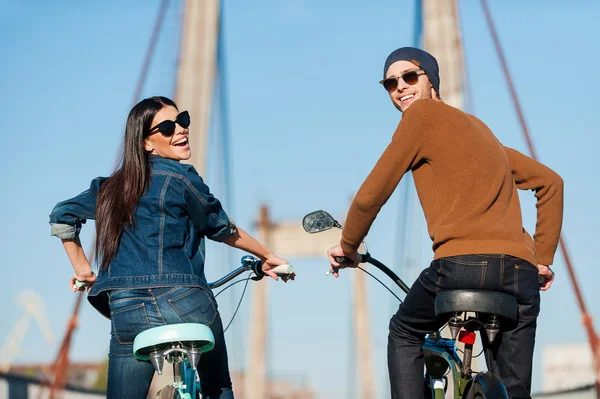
[
  {"left": 327, "top": 245, "right": 361, "bottom": 278},
  {"left": 262, "top": 254, "right": 295, "bottom": 282}
]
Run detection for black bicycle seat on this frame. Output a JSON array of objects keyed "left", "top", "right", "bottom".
[{"left": 435, "top": 290, "right": 518, "bottom": 320}]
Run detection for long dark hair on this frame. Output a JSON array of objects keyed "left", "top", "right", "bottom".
[{"left": 95, "top": 96, "right": 178, "bottom": 270}]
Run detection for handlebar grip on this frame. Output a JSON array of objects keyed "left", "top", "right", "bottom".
[
  {"left": 74, "top": 280, "right": 87, "bottom": 289},
  {"left": 335, "top": 255, "right": 364, "bottom": 265},
  {"left": 270, "top": 264, "right": 295, "bottom": 275},
  {"left": 328, "top": 255, "right": 365, "bottom": 276},
  {"left": 334, "top": 256, "right": 350, "bottom": 265}
]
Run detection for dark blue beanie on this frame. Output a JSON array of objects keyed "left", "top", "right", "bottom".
[{"left": 383, "top": 47, "right": 440, "bottom": 95}]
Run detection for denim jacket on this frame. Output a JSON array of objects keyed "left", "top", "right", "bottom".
[{"left": 49, "top": 155, "right": 236, "bottom": 318}]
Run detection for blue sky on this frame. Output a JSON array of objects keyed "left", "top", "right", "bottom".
[{"left": 1, "top": 0, "right": 599, "bottom": 397}]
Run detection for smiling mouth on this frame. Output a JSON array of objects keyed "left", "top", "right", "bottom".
[
  {"left": 400, "top": 94, "right": 415, "bottom": 102},
  {"left": 172, "top": 137, "right": 188, "bottom": 147}
]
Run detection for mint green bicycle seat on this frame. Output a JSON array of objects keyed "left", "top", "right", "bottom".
[{"left": 133, "top": 323, "right": 215, "bottom": 361}]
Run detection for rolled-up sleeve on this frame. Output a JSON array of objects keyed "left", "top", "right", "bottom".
[
  {"left": 182, "top": 167, "right": 237, "bottom": 242},
  {"left": 49, "top": 177, "right": 106, "bottom": 239}
]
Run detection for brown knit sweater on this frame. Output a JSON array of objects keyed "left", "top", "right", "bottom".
[{"left": 341, "top": 99, "right": 564, "bottom": 266}]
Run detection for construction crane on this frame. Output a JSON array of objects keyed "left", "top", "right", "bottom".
[{"left": 0, "top": 290, "right": 55, "bottom": 373}]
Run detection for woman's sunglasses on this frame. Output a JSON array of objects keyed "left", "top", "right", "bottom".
[
  {"left": 379, "top": 69, "right": 426, "bottom": 92},
  {"left": 146, "top": 110, "right": 190, "bottom": 137}
]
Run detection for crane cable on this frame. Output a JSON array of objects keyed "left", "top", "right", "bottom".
[{"left": 480, "top": 1, "right": 600, "bottom": 396}]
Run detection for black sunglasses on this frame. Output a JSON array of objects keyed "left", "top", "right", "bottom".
[
  {"left": 379, "top": 69, "right": 426, "bottom": 92},
  {"left": 146, "top": 110, "right": 190, "bottom": 137}
]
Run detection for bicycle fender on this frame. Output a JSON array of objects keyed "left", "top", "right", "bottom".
[{"left": 470, "top": 371, "right": 509, "bottom": 399}]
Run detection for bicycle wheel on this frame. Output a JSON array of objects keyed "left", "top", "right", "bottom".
[
  {"left": 158, "top": 385, "right": 179, "bottom": 399},
  {"left": 465, "top": 372, "right": 509, "bottom": 399},
  {"left": 465, "top": 381, "right": 487, "bottom": 399}
]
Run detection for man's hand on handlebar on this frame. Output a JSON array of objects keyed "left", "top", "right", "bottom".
[
  {"left": 327, "top": 245, "right": 361, "bottom": 278},
  {"left": 537, "top": 264, "right": 555, "bottom": 291},
  {"left": 262, "top": 254, "right": 295, "bottom": 282}
]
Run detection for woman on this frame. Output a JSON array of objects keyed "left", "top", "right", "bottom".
[{"left": 49, "top": 96, "right": 293, "bottom": 398}]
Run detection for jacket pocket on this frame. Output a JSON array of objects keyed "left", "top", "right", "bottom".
[
  {"left": 168, "top": 288, "right": 218, "bottom": 326},
  {"left": 111, "top": 303, "right": 151, "bottom": 344}
]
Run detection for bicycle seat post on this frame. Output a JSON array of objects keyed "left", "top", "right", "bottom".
[
  {"left": 172, "top": 353, "right": 182, "bottom": 386},
  {"left": 462, "top": 339, "right": 474, "bottom": 376},
  {"left": 456, "top": 327, "right": 477, "bottom": 378},
  {"left": 448, "top": 312, "right": 462, "bottom": 340}
]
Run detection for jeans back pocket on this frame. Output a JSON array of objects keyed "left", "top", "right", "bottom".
[
  {"left": 167, "top": 287, "right": 217, "bottom": 326},
  {"left": 111, "top": 302, "right": 151, "bottom": 344}
]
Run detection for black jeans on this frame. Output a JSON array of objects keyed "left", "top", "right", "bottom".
[{"left": 388, "top": 254, "right": 540, "bottom": 399}]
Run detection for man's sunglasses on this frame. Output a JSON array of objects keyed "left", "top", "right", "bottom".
[
  {"left": 379, "top": 69, "right": 426, "bottom": 92},
  {"left": 146, "top": 110, "right": 190, "bottom": 137}
]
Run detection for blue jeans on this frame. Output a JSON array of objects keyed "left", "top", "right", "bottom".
[
  {"left": 388, "top": 254, "right": 540, "bottom": 399},
  {"left": 106, "top": 287, "right": 234, "bottom": 399}
]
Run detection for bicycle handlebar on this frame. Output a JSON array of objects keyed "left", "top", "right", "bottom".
[
  {"left": 208, "top": 255, "right": 295, "bottom": 289},
  {"left": 73, "top": 256, "right": 294, "bottom": 291},
  {"left": 333, "top": 254, "right": 410, "bottom": 295}
]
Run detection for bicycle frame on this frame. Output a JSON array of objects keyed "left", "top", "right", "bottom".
[
  {"left": 361, "top": 255, "right": 511, "bottom": 398},
  {"left": 158, "top": 255, "right": 266, "bottom": 398},
  {"left": 422, "top": 336, "right": 469, "bottom": 398},
  {"left": 302, "top": 210, "right": 512, "bottom": 398}
]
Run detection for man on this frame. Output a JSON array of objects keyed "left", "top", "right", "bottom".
[{"left": 327, "top": 47, "right": 563, "bottom": 399}]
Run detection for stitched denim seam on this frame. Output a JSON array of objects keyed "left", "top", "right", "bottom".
[
  {"left": 110, "top": 297, "right": 151, "bottom": 306},
  {"left": 518, "top": 263, "right": 538, "bottom": 273},
  {"left": 480, "top": 262, "right": 488, "bottom": 289},
  {"left": 149, "top": 289, "right": 167, "bottom": 325},
  {"left": 168, "top": 289, "right": 217, "bottom": 326},
  {"left": 155, "top": 302, "right": 167, "bottom": 325},
  {"left": 181, "top": 178, "right": 229, "bottom": 226},
  {"left": 182, "top": 178, "right": 210, "bottom": 206},
  {"left": 204, "top": 301, "right": 217, "bottom": 326},
  {"left": 153, "top": 287, "right": 179, "bottom": 299},
  {"left": 435, "top": 259, "right": 444, "bottom": 294},
  {"left": 108, "top": 288, "right": 129, "bottom": 298},
  {"left": 498, "top": 258, "right": 504, "bottom": 290},
  {"left": 111, "top": 303, "right": 150, "bottom": 344},
  {"left": 168, "top": 287, "right": 197, "bottom": 305},
  {"left": 153, "top": 171, "right": 184, "bottom": 179},
  {"left": 158, "top": 176, "right": 171, "bottom": 274},
  {"left": 111, "top": 302, "right": 147, "bottom": 317},
  {"left": 443, "top": 257, "right": 487, "bottom": 266}
]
